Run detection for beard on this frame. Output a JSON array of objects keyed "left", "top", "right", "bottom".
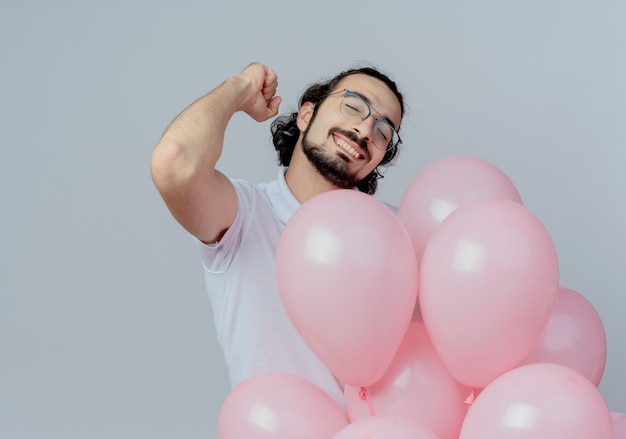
[{"left": 301, "top": 126, "right": 366, "bottom": 189}]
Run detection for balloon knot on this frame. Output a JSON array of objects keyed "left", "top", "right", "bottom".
[
  {"left": 464, "top": 388, "right": 476, "bottom": 405},
  {"left": 359, "top": 387, "right": 368, "bottom": 400},
  {"left": 359, "top": 386, "right": 376, "bottom": 417}
]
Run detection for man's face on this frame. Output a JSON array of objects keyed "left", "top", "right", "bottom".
[{"left": 298, "top": 74, "right": 402, "bottom": 189}]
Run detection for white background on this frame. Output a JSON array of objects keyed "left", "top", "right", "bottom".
[{"left": 1, "top": 1, "right": 624, "bottom": 437}]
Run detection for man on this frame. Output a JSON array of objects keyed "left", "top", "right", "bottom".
[{"left": 151, "top": 62, "right": 405, "bottom": 408}]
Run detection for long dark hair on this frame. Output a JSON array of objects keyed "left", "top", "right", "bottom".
[{"left": 270, "top": 66, "right": 405, "bottom": 194}]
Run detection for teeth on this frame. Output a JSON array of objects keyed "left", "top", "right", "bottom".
[{"left": 335, "top": 137, "right": 361, "bottom": 159}]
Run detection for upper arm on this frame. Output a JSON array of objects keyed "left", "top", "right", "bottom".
[{"left": 151, "top": 142, "right": 238, "bottom": 244}]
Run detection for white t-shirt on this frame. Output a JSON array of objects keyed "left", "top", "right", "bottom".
[{"left": 194, "top": 168, "right": 345, "bottom": 409}]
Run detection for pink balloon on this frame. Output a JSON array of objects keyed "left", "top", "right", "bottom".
[
  {"left": 419, "top": 198, "right": 559, "bottom": 388},
  {"left": 459, "top": 363, "right": 613, "bottom": 439},
  {"left": 218, "top": 372, "right": 348, "bottom": 439},
  {"left": 611, "top": 412, "right": 626, "bottom": 439},
  {"left": 345, "top": 321, "right": 470, "bottom": 439},
  {"left": 332, "top": 416, "right": 439, "bottom": 439},
  {"left": 276, "top": 190, "right": 418, "bottom": 387},
  {"left": 520, "top": 286, "right": 607, "bottom": 386},
  {"left": 398, "top": 156, "right": 522, "bottom": 268}
]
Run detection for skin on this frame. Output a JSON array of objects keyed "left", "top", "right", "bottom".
[{"left": 151, "top": 62, "right": 402, "bottom": 244}]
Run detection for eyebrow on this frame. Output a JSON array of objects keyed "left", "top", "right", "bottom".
[{"left": 350, "top": 90, "right": 398, "bottom": 130}]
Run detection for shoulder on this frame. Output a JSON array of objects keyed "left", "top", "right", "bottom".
[{"left": 230, "top": 177, "right": 274, "bottom": 204}]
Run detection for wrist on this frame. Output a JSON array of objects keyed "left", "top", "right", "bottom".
[{"left": 222, "top": 75, "right": 256, "bottom": 113}]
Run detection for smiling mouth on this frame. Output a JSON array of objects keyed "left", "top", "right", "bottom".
[{"left": 333, "top": 134, "right": 364, "bottom": 160}]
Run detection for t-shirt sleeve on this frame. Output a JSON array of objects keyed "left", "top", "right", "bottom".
[{"left": 193, "top": 180, "right": 248, "bottom": 274}]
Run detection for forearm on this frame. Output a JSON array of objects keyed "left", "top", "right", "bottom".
[{"left": 151, "top": 75, "right": 250, "bottom": 190}]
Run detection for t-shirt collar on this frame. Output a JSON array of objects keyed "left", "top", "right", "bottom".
[{"left": 266, "top": 167, "right": 301, "bottom": 225}]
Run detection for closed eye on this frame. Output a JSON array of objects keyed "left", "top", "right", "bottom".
[
  {"left": 376, "top": 127, "right": 389, "bottom": 141},
  {"left": 344, "top": 103, "right": 364, "bottom": 114}
]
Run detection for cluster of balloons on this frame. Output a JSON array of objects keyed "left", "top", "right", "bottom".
[{"left": 217, "top": 156, "right": 622, "bottom": 438}]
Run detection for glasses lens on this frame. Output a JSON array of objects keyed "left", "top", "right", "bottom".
[
  {"left": 340, "top": 94, "right": 369, "bottom": 121},
  {"left": 373, "top": 120, "right": 397, "bottom": 151}
]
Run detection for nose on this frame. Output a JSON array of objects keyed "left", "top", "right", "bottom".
[{"left": 353, "top": 115, "right": 376, "bottom": 143}]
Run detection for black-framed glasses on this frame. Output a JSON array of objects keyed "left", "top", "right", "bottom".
[{"left": 330, "top": 89, "right": 402, "bottom": 151}]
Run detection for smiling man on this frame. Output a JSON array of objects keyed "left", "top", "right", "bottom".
[{"left": 151, "top": 62, "right": 405, "bottom": 408}]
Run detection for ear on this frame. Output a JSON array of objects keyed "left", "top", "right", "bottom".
[{"left": 296, "top": 102, "right": 315, "bottom": 131}]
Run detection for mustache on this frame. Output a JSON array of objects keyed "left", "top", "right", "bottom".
[{"left": 330, "top": 128, "right": 368, "bottom": 152}]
